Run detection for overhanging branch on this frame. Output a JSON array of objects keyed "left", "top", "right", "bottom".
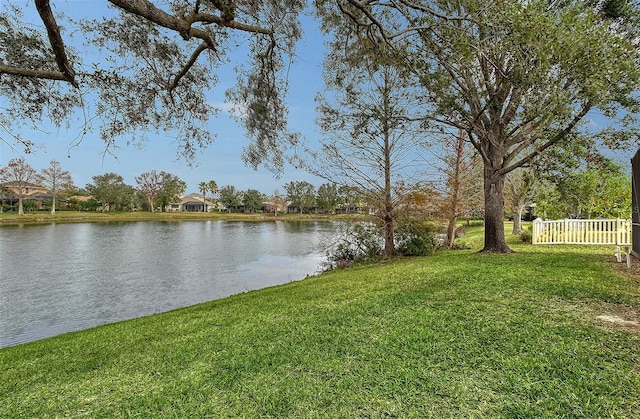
[
  {"left": 108, "top": 0, "right": 273, "bottom": 40},
  {"left": 0, "top": 64, "right": 68, "bottom": 82},
  {"left": 169, "top": 43, "right": 209, "bottom": 92},
  {"left": 34, "top": 0, "right": 78, "bottom": 87},
  {"left": 107, "top": 0, "right": 274, "bottom": 92},
  {"left": 0, "top": 0, "right": 78, "bottom": 87}
]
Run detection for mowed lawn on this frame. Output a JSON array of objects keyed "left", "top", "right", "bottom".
[{"left": 1, "top": 226, "right": 639, "bottom": 418}]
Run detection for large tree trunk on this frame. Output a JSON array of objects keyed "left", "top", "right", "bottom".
[
  {"left": 482, "top": 167, "right": 512, "bottom": 253},
  {"left": 51, "top": 196, "right": 56, "bottom": 216},
  {"left": 18, "top": 197, "right": 24, "bottom": 215}
]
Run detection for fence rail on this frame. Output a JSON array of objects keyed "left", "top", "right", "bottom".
[{"left": 532, "top": 218, "right": 632, "bottom": 246}]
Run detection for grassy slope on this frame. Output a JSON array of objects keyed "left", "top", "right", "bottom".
[{"left": 1, "top": 225, "right": 639, "bottom": 418}]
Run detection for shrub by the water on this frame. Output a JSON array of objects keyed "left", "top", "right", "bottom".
[
  {"left": 396, "top": 221, "right": 438, "bottom": 256},
  {"left": 324, "top": 220, "right": 439, "bottom": 269},
  {"left": 324, "top": 223, "right": 382, "bottom": 269}
]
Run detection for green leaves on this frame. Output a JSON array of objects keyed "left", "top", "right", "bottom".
[
  {"left": 284, "top": 180, "right": 316, "bottom": 213},
  {"left": 0, "top": 1, "right": 304, "bottom": 170},
  {"left": 86, "top": 172, "right": 137, "bottom": 211},
  {"left": 319, "top": 0, "right": 640, "bottom": 252}
]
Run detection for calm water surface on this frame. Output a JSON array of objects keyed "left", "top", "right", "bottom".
[{"left": 0, "top": 220, "right": 338, "bottom": 348}]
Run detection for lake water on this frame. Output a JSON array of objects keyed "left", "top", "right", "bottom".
[{"left": 0, "top": 220, "right": 338, "bottom": 348}]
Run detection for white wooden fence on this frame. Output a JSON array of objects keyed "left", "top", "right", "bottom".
[{"left": 532, "top": 218, "right": 632, "bottom": 246}]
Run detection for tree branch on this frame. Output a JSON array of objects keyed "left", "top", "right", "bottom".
[
  {"left": 3, "top": 0, "right": 272, "bottom": 87},
  {"left": 108, "top": 0, "right": 189, "bottom": 35},
  {"left": 339, "top": 0, "right": 389, "bottom": 43},
  {"left": 0, "top": 64, "right": 68, "bottom": 82},
  {"left": 106, "top": 0, "right": 276, "bottom": 94},
  {"left": 33, "top": 0, "right": 78, "bottom": 87},
  {"left": 500, "top": 102, "right": 593, "bottom": 175},
  {"left": 108, "top": 0, "right": 272, "bottom": 39},
  {"left": 169, "top": 43, "right": 209, "bottom": 92},
  {"left": 395, "top": 0, "right": 469, "bottom": 21}
]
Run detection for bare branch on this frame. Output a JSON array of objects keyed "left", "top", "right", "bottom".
[
  {"left": 0, "top": 64, "right": 68, "bottom": 82},
  {"left": 108, "top": 0, "right": 272, "bottom": 40},
  {"left": 108, "top": 0, "right": 190, "bottom": 35},
  {"left": 34, "top": 0, "right": 78, "bottom": 87},
  {"left": 500, "top": 102, "right": 593, "bottom": 175},
  {"left": 169, "top": 43, "right": 209, "bottom": 92},
  {"left": 188, "top": 12, "right": 272, "bottom": 35}
]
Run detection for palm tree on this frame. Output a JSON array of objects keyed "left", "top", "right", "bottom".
[
  {"left": 198, "top": 181, "right": 208, "bottom": 213},
  {"left": 207, "top": 180, "right": 218, "bottom": 211}
]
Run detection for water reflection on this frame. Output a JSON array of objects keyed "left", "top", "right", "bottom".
[{"left": 0, "top": 220, "right": 337, "bottom": 348}]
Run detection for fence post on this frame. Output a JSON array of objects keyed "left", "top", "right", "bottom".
[{"left": 532, "top": 218, "right": 541, "bottom": 244}]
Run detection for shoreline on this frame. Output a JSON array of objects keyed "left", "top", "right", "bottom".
[{"left": 0, "top": 211, "right": 368, "bottom": 225}]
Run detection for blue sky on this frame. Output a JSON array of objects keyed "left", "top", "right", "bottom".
[
  {"left": 0, "top": 1, "right": 327, "bottom": 195},
  {"left": 1, "top": 2, "right": 636, "bottom": 196}
]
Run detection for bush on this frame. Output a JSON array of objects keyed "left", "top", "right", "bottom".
[
  {"left": 520, "top": 228, "right": 532, "bottom": 243},
  {"left": 22, "top": 200, "right": 39, "bottom": 212},
  {"left": 324, "top": 223, "right": 382, "bottom": 269},
  {"left": 323, "top": 220, "right": 439, "bottom": 270},
  {"left": 396, "top": 221, "right": 438, "bottom": 256}
]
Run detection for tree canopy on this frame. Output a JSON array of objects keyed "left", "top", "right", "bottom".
[
  {"left": 0, "top": 0, "right": 304, "bottom": 171},
  {"left": 285, "top": 180, "right": 316, "bottom": 213},
  {"left": 316, "top": 0, "right": 640, "bottom": 252},
  {"left": 86, "top": 172, "right": 136, "bottom": 211}
]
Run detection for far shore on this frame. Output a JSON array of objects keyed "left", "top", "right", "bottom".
[{"left": 0, "top": 210, "right": 368, "bottom": 225}]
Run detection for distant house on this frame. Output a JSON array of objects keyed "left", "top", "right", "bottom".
[
  {"left": 262, "top": 200, "right": 289, "bottom": 214},
  {"left": 1, "top": 181, "right": 55, "bottom": 210},
  {"left": 167, "top": 193, "right": 220, "bottom": 212},
  {"left": 2, "top": 181, "right": 48, "bottom": 197}
]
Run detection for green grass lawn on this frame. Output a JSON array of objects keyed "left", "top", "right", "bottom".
[{"left": 1, "top": 225, "right": 639, "bottom": 417}]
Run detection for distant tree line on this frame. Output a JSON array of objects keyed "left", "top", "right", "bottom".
[
  {"left": 1, "top": 157, "right": 425, "bottom": 215},
  {"left": 1, "top": 155, "right": 631, "bottom": 225}
]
